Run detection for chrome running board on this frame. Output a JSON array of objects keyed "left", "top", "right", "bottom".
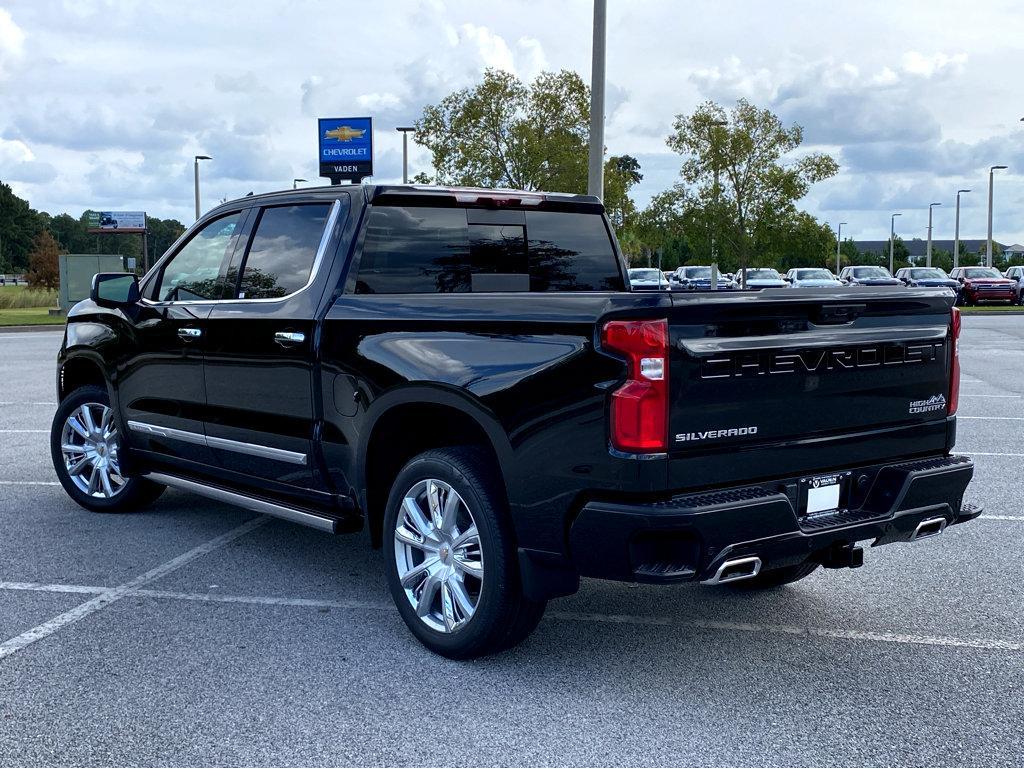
[{"left": 145, "top": 472, "right": 336, "bottom": 533}]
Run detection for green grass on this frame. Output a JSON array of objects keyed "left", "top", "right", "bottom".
[
  {"left": 0, "top": 284, "right": 58, "bottom": 309},
  {"left": 0, "top": 307, "right": 65, "bottom": 327}
]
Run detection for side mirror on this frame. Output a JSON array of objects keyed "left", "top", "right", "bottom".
[{"left": 91, "top": 273, "right": 140, "bottom": 307}]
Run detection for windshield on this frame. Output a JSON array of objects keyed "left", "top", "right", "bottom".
[
  {"left": 909, "top": 268, "right": 947, "bottom": 279},
  {"left": 852, "top": 267, "right": 892, "bottom": 278},
  {"left": 680, "top": 267, "right": 712, "bottom": 279},
  {"left": 745, "top": 268, "right": 782, "bottom": 279},
  {"left": 963, "top": 268, "right": 1002, "bottom": 279},
  {"left": 796, "top": 269, "right": 834, "bottom": 280},
  {"left": 628, "top": 269, "right": 662, "bottom": 281}
]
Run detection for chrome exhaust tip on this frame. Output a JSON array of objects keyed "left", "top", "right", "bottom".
[
  {"left": 912, "top": 516, "right": 948, "bottom": 541},
  {"left": 702, "top": 556, "right": 762, "bottom": 585}
]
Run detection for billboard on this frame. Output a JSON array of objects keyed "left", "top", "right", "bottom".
[
  {"left": 87, "top": 211, "right": 147, "bottom": 233},
  {"left": 318, "top": 117, "right": 373, "bottom": 181}
]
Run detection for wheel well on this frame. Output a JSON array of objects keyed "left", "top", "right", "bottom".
[
  {"left": 59, "top": 357, "right": 107, "bottom": 401},
  {"left": 364, "top": 403, "right": 503, "bottom": 548}
]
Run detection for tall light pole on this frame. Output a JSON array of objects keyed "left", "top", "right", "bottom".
[
  {"left": 292, "top": 178, "right": 307, "bottom": 190},
  {"left": 396, "top": 127, "right": 415, "bottom": 184},
  {"left": 926, "top": 202, "right": 942, "bottom": 267},
  {"left": 953, "top": 189, "right": 970, "bottom": 269},
  {"left": 587, "top": 0, "right": 607, "bottom": 198},
  {"left": 836, "top": 222, "right": 847, "bottom": 275},
  {"left": 194, "top": 155, "right": 211, "bottom": 221},
  {"left": 987, "top": 165, "right": 1007, "bottom": 267},
  {"left": 707, "top": 118, "right": 728, "bottom": 275},
  {"left": 889, "top": 213, "right": 902, "bottom": 274}
]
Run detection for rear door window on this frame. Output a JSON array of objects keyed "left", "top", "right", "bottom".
[
  {"left": 355, "top": 205, "right": 623, "bottom": 293},
  {"left": 233, "top": 203, "right": 333, "bottom": 299}
]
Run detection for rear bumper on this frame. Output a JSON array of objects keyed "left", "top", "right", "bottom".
[{"left": 567, "top": 454, "right": 978, "bottom": 585}]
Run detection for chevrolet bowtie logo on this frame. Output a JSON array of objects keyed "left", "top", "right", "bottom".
[{"left": 324, "top": 125, "right": 366, "bottom": 142}]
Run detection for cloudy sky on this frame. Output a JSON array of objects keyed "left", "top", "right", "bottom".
[{"left": 1, "top": 0, "right": 1022, "bottom": 242}]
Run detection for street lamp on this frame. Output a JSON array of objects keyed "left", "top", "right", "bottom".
[
  {"left": 587, "top": 0, "right": 607, "bottom": 198},
  {"left": 193, "top": 155, "right": 212, "bottom": 221},
  {"left": 926, "top": 202, "right": 942, "bottom": 267},
  {"left": 889, "top": 213, "right": 902, "bottom": 274},
  {"left": 987, "top": 165, "right": 1008, "bottom": 267},
  {"left": 836, "top": 222, "right": 847, "bottom": 275},
  {"left": 953, "top": 189, "right": 970, "bottom": 269},
  {"left": 706, "top": 118, "right": 729, "bottom": 286},
  {"left": 396, "top": 127, "right": 415, "bottom": 184},
  {"left": 293, "top": 178, "right": 307, "bottom": 190}
]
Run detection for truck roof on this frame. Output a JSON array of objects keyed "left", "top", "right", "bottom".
[{"left": 208, "top": 184, "right": 603, "bottom": 215}]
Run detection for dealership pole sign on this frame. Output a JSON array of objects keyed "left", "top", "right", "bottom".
[
  {"left": 86, "top": 211, "right": 147, "bottom": 234},
  {"left": 318, "top": 117, "right": 373, "bottom": 183}
]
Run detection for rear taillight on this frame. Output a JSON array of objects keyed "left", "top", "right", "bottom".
[
  {"left": 601, "top": 319, "right": 669, "bottom": 453},
  {"left": 949, "top": 306, "right": 961, "bottom": 415}
]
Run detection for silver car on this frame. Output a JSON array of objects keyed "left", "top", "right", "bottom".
[{"left": 785, "top": 268, "right": 844, "bottom": 288}]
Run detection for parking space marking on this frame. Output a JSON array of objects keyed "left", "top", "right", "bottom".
[
  {"left": 0, "top": 480, "right": 59, "bottom": 485},
  {"left": 962, "top": 451, "right": 1024, "bottom": 457},
  {"left": 0, "top": 515, "right": 269, "bottom": 661},
  {"left": 1, "top": 578, "right": 1021, "bottom": 655},
  {"left": 979, "top": 515, "right": 1024, "bottom": 521},
  {"left": 959, "top": 394, "right": 1022, "bottom": 399},
  {"left": 959, "top": 416, "right": 1024, "bottom": 421},
  {"left": 0, "top": 429, "right": 48, "bottom": 433},
  {"left": 0, "top": 402, "right": 56, "bottom": 406}
]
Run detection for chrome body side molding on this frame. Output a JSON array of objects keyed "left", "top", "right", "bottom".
[{"left": 127, "top": 421, "right": 307, "bottom": 465}]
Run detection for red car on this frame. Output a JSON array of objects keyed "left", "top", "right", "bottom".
[{"left": 950, "top": 266, "right": 1017, "bottom": 305}]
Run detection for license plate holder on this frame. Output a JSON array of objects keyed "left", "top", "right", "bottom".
[{"left": 800, "top": 472, "right": 851, "bottom": 517}]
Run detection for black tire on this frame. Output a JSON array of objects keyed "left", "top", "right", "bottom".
[
  {"left": 730, "top": 560, "right": 819, "bottom": 589},
  {"left": 382, "top": 446, "right": 546, "bottom": 658},
  {"left": 50, "top": 385, "right": 165, "bottom": 513}
]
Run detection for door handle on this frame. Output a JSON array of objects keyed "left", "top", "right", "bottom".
[
  {"left": 177, "top": 327, "right": 202, "bottom": 340},
  {"left": 274, "top": 331, "right": 306, "bottom": 346}
]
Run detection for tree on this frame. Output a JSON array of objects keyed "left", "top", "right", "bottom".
[
  {"left": 665, "top": 99, "right": 839, "bottom": 269},
  {"left": 414, "top": 68, "right": 590, "bottom": 192},
  {"left": 25, "top": 230, "right": 62, "bottom": 290},
  {"left": 603, "top": 155, "right": 642, "bottom": 230},
  {"left": 0, "top": 182, "right": 44, "bottom": 273}
]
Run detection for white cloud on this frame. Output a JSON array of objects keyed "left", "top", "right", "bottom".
[
  {"left": 901, "top": 51, "right": 968, "bottom": 78},
  {"left": 0, "top": 8, "right": 25, "bottom": 79}
]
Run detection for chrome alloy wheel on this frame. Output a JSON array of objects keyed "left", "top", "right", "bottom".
[
  {"left": 393, "top": 478, "right": 484, "bottom": 633},
  {"left": 60, "top": 402, "right": 126, "bottom": 498}
]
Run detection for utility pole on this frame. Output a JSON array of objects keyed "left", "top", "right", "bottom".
[
  {"left": 954, "top": 189, "right": 970, "bottom": 269},
  {"left": 292, "top": 178, "right": 307, "bottom": 190},
  {"left": 396, "top": 127, "right": 415, "bottom": 184},
  {"left": 889, "top": 213, "right": 902, "bottom": 274},
  {"left": 926, "top": 202, "right": 941, "bottom": 267},
  {"left": 987, "top": 165, "right": 1007, "bottom": 267},
  {"left": 194, "top": 155, "right": 211, "bottom": 221},
  {"left": 586, "top": 0, "right": 607, "bottom": 198},
  {"left": 836, "top": 222, "right": 847, "bottom": 275}
]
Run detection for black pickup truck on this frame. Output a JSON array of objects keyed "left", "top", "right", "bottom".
[{"left": 51, "top": 185, "right": 979, "bottom": 658}]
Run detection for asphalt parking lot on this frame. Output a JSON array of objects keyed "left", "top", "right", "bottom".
[{"left": 0, "top": 317, "right": 1022, "bottom": 767}]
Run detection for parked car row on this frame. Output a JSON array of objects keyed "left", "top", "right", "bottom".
[{"left": 627, "top": 264, "right": 1024, "bottom": 305}]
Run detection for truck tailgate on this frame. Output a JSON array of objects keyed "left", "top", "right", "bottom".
[{"left": 667, "top": 287, "right": 956, "bottom": 459}]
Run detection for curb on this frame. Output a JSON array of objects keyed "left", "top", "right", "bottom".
[{"left": 0, "top": 324, "right": 64, "bottom": 334}]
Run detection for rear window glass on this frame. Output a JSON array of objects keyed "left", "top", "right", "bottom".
[
  {"left": 355, "top": 206, "right": 623, "bottom": 294},
  {"left": 235, "top": 204, "right": 332, "bottom": 299}
]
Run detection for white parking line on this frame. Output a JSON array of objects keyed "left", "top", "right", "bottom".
[
  {"left": 0, "top": 480, "right": 59, "bottom": 485},
  {"left": 0, "top": 402, "right": 56, "bottom": 406},
  {"left": 0, "top": 515, "right": 269, "bottom": 661},
  {"left": 0, "top": 579, "right": 1020, "bottom": 654},
  {"left": 959, "top": 416, "right": 1024, "bottom": 421},
  {"left": 0, "top": 429, "right": 48, "bottom": 433},
  {"left": 959, "top": 394, "right": 1022, "bottom": 399},
  {"left": 963, "top": 451, "right": 1024, "bottom": 457},
  {"left": 979, "top": 515, "right": 1024, "bottom": 521}
]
